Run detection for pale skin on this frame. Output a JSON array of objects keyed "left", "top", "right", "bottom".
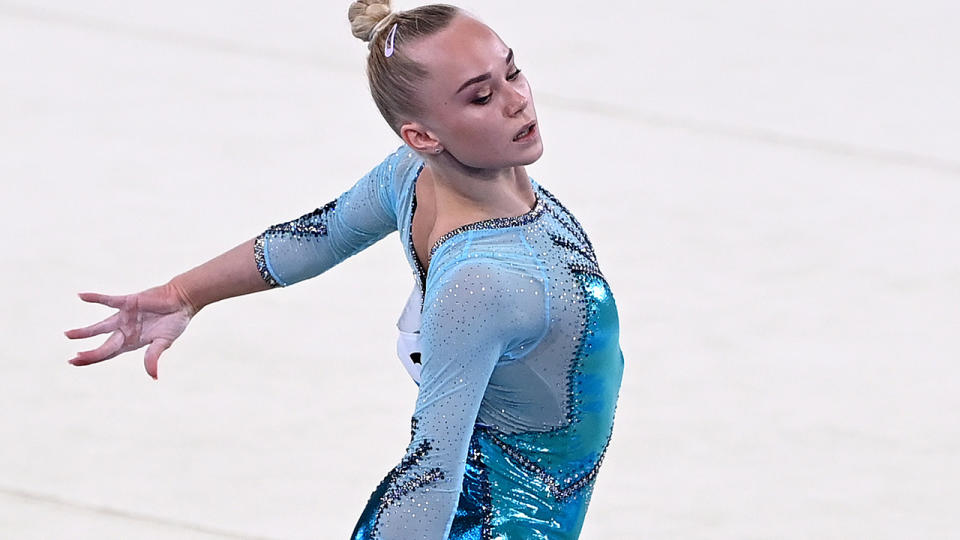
[{"left": 66, "top": 13, "right": 544, "bottom": 379}]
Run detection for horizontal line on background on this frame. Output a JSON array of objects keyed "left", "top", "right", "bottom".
[
  {"left": 537, "top": 93, "right": 960, "bottom": 177},
  {"left": 3, "top": 2, "right": 958, "bottom": 177},
  {"left": 0, "top": 485, "right": 281, "bottom": 540}
]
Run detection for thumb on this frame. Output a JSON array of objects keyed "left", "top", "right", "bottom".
[{"left": 143, "top": 339, "right": 172, "bottom": 380}]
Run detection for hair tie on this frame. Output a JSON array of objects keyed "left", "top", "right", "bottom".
[{"left": 384, "top": 23, "right": 398, "bottom": 57}]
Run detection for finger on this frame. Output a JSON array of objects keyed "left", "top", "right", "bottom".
[
  {"left": 65, "top": 312, "right": 121, "bottom": 340},
  {"left": 143, "top": 339, "right": 172, "bottom": 380},
  {"left": 78, "top": 292, "right": 126, "bottom": 309},
  {"left": 68, "top": 331, "right": 124, "bottom": 366}
]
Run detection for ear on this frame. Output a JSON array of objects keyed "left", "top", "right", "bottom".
[{"left": 400, "top": 122, "right": 441, "bottom": 154}]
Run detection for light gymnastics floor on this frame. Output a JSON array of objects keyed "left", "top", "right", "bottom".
[{"left": 1, "top": 1, "right": 958, "bottom": 538}]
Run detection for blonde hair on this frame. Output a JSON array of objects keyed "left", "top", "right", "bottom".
[{"left": 347, "top": 1, "right": 460, "bottom": 136}]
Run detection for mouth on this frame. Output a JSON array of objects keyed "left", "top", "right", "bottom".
[{"left": 513, "top": 121, "right": 538, "bottom": 142}]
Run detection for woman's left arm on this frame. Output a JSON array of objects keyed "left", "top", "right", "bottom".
[{"left": 363, "top": 257, "right": 547, "bottom": 539}]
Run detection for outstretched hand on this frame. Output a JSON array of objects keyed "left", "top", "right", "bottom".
[{"left": 65, "top": 283, "right": 196, "bottom": 379}]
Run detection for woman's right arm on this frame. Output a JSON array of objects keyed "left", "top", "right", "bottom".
[
  {"left": 66, "top": 145, "right": 415, "bottom": 379},
  {"left": 171, "top": 237, "right": 270, "bottom": 312},
  {"left": 65, "top": 238, "right": 269, "bottom": 379}
]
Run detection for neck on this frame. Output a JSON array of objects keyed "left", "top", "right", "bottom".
[{"left": 424, "top": 151, "right": 536, "bottom": 220}]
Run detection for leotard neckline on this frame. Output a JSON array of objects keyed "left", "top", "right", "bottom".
[{"left": 407, "top": 163, "right": 546, "bottom": 276}]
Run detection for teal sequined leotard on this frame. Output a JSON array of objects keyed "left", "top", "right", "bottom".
[{"left": 255, "top": 146, "right": 624, "bottom": 539}]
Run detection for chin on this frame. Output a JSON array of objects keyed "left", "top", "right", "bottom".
[
  {"left": 528, "top": 142, "right": 545, "bottom": 162},
  {"left": 515, "top": 141, "right": 544, "bottom": 166},
  {"left": 502, "top": 148, "right": 543, "bottom": 168},
  {"left": 452, "top": 139, "right": 544, "bottom": 170}
]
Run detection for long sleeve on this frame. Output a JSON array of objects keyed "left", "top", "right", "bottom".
[
  {"left": 254, "top": 148, "right": 409, "bottom": 287},
  {"left": 361, "top": 255, "right": 548, "bottom": 539}
]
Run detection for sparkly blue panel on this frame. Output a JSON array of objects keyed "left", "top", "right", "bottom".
[
  {"left": 479, "top": 273, "right": 623, "bottom": 539},
  {"left": 447, "top": 436, "right": 491, "bottom": 540}
]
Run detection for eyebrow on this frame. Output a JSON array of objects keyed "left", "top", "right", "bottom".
[{"left": 455, "top": 49, "right": 515, "bottom": 95}]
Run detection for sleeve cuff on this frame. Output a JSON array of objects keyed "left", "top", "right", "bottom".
[{"left": 254, "top": 234, "right": 286, "bottom": 288}]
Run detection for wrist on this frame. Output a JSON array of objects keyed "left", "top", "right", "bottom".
[{"left": 167, "top": 277, "right": 202, "bottom": 317}]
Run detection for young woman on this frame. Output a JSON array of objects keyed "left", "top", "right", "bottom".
[{"left": 66, "top": 2, "right": 625, "bottom": 538}]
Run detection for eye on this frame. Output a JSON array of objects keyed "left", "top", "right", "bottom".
[{"left": 471, "top": 68, "right": 522, "bottom": 106}]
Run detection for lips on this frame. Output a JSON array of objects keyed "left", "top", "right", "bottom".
[{"left": 513, "top": 121, "right": 537, "bottom": 142}]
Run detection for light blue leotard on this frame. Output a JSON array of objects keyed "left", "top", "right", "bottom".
[{"left": 255, "top": 146, "right": 624, "bottom": 539}]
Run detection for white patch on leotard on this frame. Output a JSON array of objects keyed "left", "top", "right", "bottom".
[{"left": 396, "top": 279, "right": 423, "bottom": 384}]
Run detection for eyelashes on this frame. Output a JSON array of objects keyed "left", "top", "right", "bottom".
[{"left": 472, "top": 69, "right": 523, "bottom": 105}]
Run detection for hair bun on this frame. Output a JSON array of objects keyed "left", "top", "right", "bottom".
[{"left": 348, "top": 0, "right": 394, "bottom": 42}]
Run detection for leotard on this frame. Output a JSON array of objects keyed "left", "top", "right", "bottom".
[{"left": 255, "top": 146, "right": 624, "bottom": 539}]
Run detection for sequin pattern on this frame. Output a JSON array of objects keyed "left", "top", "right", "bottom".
[
  {"left": 428, "top": 193, "right": 546, "bottom": 259},
  {"left": 538, "top": 185, "right": 597, "bottom": 259},
  {"left": 486, "top": 428, "right": 611, "bottom": 502},
  {"left": 254, "top": 199, "right": 339, "bottom": 288},
  {"left": 407, "top": 164, "right": 428, "bottom": 295},
  {"left": 253, "top": 235, "right": 280, "bottom": 288},
  {"left": 265, "top": 199, "right": 337, "bottom": 238},
  {"left": 370, "top": 439, "right": 447, "bottom": 538}
]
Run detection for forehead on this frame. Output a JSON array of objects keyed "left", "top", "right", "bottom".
[{"left": 406, "top": 15, "right": 510, "bottom": 89}]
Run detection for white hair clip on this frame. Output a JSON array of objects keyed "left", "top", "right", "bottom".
[{"left": 384, "top": 22, "right": 398, "bottom": 57}]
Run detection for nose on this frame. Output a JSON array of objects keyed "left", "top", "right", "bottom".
[{"left": 506, "top": 86, "right": 528, "bottom": 117}]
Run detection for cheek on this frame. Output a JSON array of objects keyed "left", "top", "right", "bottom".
[
  {"left": 452, "top": 108, "right": 501, "bottom": 138},
  {"left": 435, "top": 103, "right": 514, "bottom": 148},
  {"left": 432, "top": 106, "right": 478, "bottom": 138}
]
